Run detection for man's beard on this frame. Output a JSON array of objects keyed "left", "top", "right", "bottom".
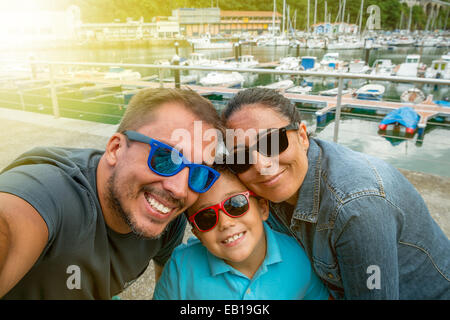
[{"left": 105, "top": 171, "right": 171, "bottom": 240}]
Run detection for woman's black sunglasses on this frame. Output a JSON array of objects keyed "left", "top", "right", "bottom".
[{"left": 225, "top": 122, "right": 299, "bottom": 174}]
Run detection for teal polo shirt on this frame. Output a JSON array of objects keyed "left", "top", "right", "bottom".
[{"left": 153, "top": 221, "right": 329, "bottom": 300}]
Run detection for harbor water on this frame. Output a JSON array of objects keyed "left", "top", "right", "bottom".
[{"left": 0, "top": 44, "right": 449, "bottom": 177}]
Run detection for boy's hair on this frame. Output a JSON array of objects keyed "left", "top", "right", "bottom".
[{"left": 117, "top": 88, "right": 224, "bottom": 134}]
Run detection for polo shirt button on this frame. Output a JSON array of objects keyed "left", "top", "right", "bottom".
[{"left": 328, "top": 273, "right": 334, "bottom": 279}]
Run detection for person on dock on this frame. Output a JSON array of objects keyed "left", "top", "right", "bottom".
[
  {"left": 221, "top": 87, "right": 450, "bottom": 299},
  {"left": 153, "top": 168, "right": 330, "bottom": 300},
  {"left": 0, "top": 88, "right": 223, "bottom": 299}
]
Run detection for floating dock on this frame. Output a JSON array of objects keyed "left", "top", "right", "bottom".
[{"left": 7, "top": 75, "right": 450, "bottom": 140}]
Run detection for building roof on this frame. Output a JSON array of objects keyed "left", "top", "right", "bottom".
[{"left": 220, "top": 10, "right": 282, "bottom": 18}]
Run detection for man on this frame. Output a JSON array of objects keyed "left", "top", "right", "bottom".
[{"left": 0, "top": 88, "right": 223, "bottom": 299}]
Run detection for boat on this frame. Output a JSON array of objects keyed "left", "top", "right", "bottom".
[
  {"left": 103, "top": 66, "right": 141, "bottom": 81},
  {"left": 188, "top": 36, "right": 232, "bottom": 50},
  {"left": 354, "top": 84, "right": 385, "bottom": 101},
  {"left": 386, "top": 36, "right": 415, "bottom": 47},
  {"left": 307, "top": 37, "right": 326, "bottom": 49},
  {"left": 394, "top": 55, "right": 425, "bottom": 78},
  {"left": 400, "top": 88, "right": 425, "bottom": 104},
  {"left": 327, "top": 36, "right": 364, "bottom": 50},
  {"left": 276, "top": 57, "right": 302, "bottom": 71},
  {"left": 319, "top": 87, "right": 353, "bottom": 96},
  {"left": 425, "top": 60, "right": 450, "bottom": 80},
  {"left": 286, "top": 85, "right": 312, "bottom": 94},
  {"left": 300, "top": 56, "right": 317, "bottom": 71},
  {"left": 348, "top": 60, "right": 370, "bottom": 74},
  {"left": 182, "top": 53, "right": 224, "bottom": 67},
  {"left": 259, "top": 79, "right": 294, "bottom": 90},
  {"left": 226, "top": 55, "right": 259, "bottom": 69},
  {"left": 199, "top": 72, "right": 244, "bottom": 88},
  {"left": 319, "top": 53, "right": 346, "bottom": 71},
  {"left": 370, "top": 59, "right": 395, "bottom": 77},
  {"left": 378, "top": 106, "right": 420, "bottom": 134},
  {"left": 258, "top": 36, "right": 290, "bottom": 46}
]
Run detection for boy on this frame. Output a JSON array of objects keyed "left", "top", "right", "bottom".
[{"left": 153, "top": 169, "right": 329, "bottom": 300}]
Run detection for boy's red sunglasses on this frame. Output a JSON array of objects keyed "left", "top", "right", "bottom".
[{"left": 189, "top": 191, "right": 256, "bottom": 232}]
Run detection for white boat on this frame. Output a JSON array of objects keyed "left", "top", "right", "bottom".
[
  {"left": 226, "top": 55, "right": 259, "bottom": 69},
  {"left": 394, "top": 55, "right": 424, "bottom": 78},
  {"left": 319, "top": 87, "right": 353, "bottom": 96},
  {"left": 371, "top": 59, "right": 395, "bottom": 77},
  {"left": 319, "top": 53, "right": 346, "bottom": 71},
  {"left": 387, "top": 36, "right": 415, "bottom": 47},
  {"left": 188, "top": 36, "right": 232, "bottom": 50},
  {"left": 307, "top": 37, "right": 326, "bottom": 49},
  {"left": 425, "top": 60, "right": 450, "bottom": 80},
  {"left": 354, "top": 84, "right": 385, "bottom": 100},
  {"left": 286, "top": 85, "right": 312, "bottom": 94},
  {"left": 103, "top": 66, "right": 141, "bottom": 81},
  {"left": 327, "top": 36, "right": 364, "bottom": 50},
  {"left": 348, "top": 60, "right": 370, "bottom": 74},
  {"left": 183, "top": 53, "right": 224, "bottom": 67},
  {"left": 199, "top": 72, "right": 244, "bottom": 88},
  {"left": 259, "top": 79, "right": 294, "bottom": 90},
  {"left": 276, "top": 57, "right": 302, "bottom": 71},
  {"left": 400, "top": 88, "right": 425, "bottom": 104}
]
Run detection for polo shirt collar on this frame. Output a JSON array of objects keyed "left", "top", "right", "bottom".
[
  {"left": 292, "top": 137, "right": 322, "bottom": 224},
  {"left": 207, "top": 222, "right": 282, "bottom": 277}
]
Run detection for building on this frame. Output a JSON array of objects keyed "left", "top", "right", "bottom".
[
  {"left": 173, "top": 8, "right": 282, "bottom": 37},
  {"left": 312, "top": 22, "right": 359, "bottom": 35}
]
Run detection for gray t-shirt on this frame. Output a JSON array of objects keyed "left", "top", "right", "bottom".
[{"left": 0, "top": 147, "right": 186, "bottom": 299}]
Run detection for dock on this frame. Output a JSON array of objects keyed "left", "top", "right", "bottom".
[{"left": 6, "top": 75, "right": 450, "bottom": 140}]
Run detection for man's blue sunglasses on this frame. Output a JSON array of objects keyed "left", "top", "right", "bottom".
[{"left": 123, "top": 130, "right": 220, "bottom": 193}]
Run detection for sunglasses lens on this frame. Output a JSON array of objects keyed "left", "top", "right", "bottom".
[
  {"left": 226, "top": 148, "right": 252, "bottom": 174},
  {"left": 194, "top": 208, "right": 217, "bottom": 231},
  {"left": 150, "top": 147, "right": 182, "bottom": 175},
  {"left": 189, "top": 166, "right": 217, "bottom": 193},
  {"left": 257, "top": 128, "right": 288, "bottom": 157},
  {"left": 224, "top": 194, "right": 249, "bottom": 217}
]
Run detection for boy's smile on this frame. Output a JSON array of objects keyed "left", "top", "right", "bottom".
[{"left": 188, "top": 172, "right": 270, "bottom": 278}]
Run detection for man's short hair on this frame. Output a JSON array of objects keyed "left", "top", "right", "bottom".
[{"left": 117, "top": 88, "right": 224, "bottom": 133}]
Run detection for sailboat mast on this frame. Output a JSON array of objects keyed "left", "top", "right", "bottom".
[
  {"left": 272, "top": 0, "right": 276, "bottom": 36},
  {"left": 359, "top": 0, "right": 364, "bottom": 35},
  {"left": 314, "top": 0, "right": 317, "bottom": 26},
  {"left": 307, "top": 0, "right": 310, "bottom": 32}
]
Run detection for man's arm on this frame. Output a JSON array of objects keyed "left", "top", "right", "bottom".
[{"left": 0, "top": 192, "right": 48, "bottom": 298}]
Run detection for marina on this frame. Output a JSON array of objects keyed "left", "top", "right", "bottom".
[{"left": 0, "top": 1, "right": 450, "bottom": 301}]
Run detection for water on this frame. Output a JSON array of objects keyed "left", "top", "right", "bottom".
[{"left": 1, "top": 44, "right": 449, "bottom": 177}]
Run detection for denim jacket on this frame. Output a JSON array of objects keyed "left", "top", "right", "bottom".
[{"left": 267, "top": 138, "right": 450, "bottom": 299}]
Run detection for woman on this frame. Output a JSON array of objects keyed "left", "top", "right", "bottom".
[{"left": 221, "top": 87, "right": 450, "bottom": 299}]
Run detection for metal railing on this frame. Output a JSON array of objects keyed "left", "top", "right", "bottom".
[{"left": 1, "top": 59, "right": 449, "bottom": 143}]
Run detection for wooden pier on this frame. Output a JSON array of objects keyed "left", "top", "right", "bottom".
[{"left": 38, "top": 76, "right": 450, "bottom": 139}]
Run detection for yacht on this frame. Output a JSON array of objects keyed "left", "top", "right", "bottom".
[
  {"left": 370, "top": 59, "right": 395, "bottom": 77},
  {"left": 394, "top": 55, "right": 425, "bottom": 78},
  {"left": 425, "top": 60, "right": 450, "bottom": 80},
  {"left": 199, "top": 72, "right": 244, "bottom": 88},
  {"left": 354, "top": 84, "right": 385, "bottom": 101}
]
